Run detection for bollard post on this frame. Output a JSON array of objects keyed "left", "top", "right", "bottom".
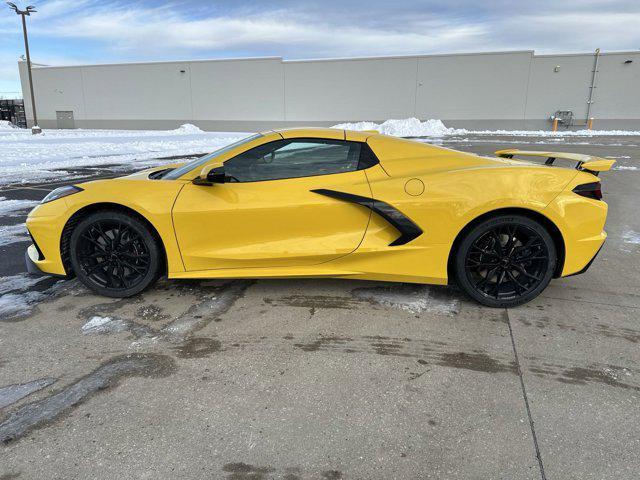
[
  {"left": 587, "top": 118, "right": 594, "bottom": 130},
  {"left": 552, "top": 118, "right": 558, "bottom": 132}
]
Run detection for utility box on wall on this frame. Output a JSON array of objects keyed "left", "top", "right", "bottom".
[{"left": 56, "top": 110, "right": 75, "bottom": 129}]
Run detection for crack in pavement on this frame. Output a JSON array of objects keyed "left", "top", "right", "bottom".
[{"left": 505, "top": 309, "right": 547, "bottom": 480}]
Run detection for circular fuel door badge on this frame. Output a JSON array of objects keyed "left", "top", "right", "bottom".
[{"left": 404, "top": 178, "right": 425, "bottom": 196}]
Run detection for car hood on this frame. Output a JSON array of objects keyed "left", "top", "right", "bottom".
[{"left": 121, "top": 162, "right": 188, "bottom": 180}]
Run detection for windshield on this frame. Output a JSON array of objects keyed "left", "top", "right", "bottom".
[{"left": 162, "top": 133, "right": 263, "bottom": 180}]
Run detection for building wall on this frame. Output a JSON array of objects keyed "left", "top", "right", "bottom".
[{"left": 18, "top": 50, "right": 640, "bottom": 131}]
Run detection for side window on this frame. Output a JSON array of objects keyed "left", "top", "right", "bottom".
[{"left": 223, "top": 138, "right": 369, "bottom": 183}]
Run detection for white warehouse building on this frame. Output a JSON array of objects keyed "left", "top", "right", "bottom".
[{"left": 18, "top": 49, "right": 640, "bottom": 132}]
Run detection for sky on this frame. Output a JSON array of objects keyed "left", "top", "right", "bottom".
[{"left": 1, "top": 0, "right": 639, "bottom": 98}]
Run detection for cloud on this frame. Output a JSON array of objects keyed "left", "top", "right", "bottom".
[
  {"left": 22, "top": 0, "right": 640, "bottom": 59},
  {"left": 37, "top": 5, "right": 487, "bottom": 58}
]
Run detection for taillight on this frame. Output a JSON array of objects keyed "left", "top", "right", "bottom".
[{"left": 573, "top": 182, "right": 602, "bottom": 200}]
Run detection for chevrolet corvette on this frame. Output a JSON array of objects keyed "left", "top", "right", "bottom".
[{"left": 25, "top": 128, "right": 614, "bottom": 307}]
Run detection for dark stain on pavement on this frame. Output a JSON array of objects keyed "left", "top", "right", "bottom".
[
  {"left": 293, "top": 335, "right": 353, "bottom": 352},
  {"left": 321, "top": 471, "right": 343, "bottom": 480},
  {"left": 0, "top": 353, "right": 176, "bottom": 444},
  {"left": 78, "top": 296, "right": 142, "bottom": 318},
  {"left": 0, "top": 473, "right": 22, "bottom": 480},
  {"left": 517, "top": 315, "right": 640, "bottom": 344},
  {"left": 436, "top": 352, "right": 517, "bottom": 374},
  {"left": 222, "top": 462, "right": 275, "bottom": 479},
  {"left": 264, "top": 295, "right": 360, "bottom": 310},
  {"left": 558, "top": 365, "right": 639, "bottom": 391},
  {"left": 174, "top": 337, "right": 222, "bottom": 358},
  {"left": 288, "top": 334, "right": 518, "bottom": 375}
]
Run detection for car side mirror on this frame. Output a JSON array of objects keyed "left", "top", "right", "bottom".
[{"left": 193, "top": 165, "right": 226, "bottom": 186}]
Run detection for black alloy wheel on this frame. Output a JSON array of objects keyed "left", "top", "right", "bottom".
[
  {"left": 454, "top": 215, "right": 556, "bottom": 307},
  {"left": 70, "top": 211, "right": 161, "bottom": 297}
]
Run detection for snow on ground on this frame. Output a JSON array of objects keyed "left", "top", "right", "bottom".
[
  {"left": 0, "top": 273, "right": 46, "bottom": 293},
  {"left": 0, "top": 197, "right": 40, "bottom": 216},
  {"left": 0, "top": 124, "right": 248, "bottom": 186},
  {"left": 332, "top": 117, "right": 640, "bottom": 138},
  {"left": 622, "top": 230, "right": 640, "bottom": 245},
  {"left": 0, "top": 120, "right": 17, "bottom": 130},
  {"left": 0, "top": 273, "right": 63, "bottom": 321},
  {"left": 0, "top": 224, "right": 28, "bottom": 247}
]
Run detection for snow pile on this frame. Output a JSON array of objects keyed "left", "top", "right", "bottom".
[
  {"left": 171, "top": 123, "right": 204, "bottom": 134},
  {"left": 333, "top": 118, "right": 456, "bottom": 137},
  {"left": 332, "top": 117, "right": 640, "bottom": 137},
  {"left": 0, "top": 120, "right": 17, "bottom": 130}
]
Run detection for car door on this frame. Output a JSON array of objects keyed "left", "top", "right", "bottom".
[{"left": 172, "top": 137, "right": 374, "bottom": 271}]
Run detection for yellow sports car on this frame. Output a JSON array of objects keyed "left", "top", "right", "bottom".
[{"left": 25, "top": 128, "right": 614, "bottom": 307}]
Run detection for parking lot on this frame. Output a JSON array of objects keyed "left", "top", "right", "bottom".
[{"left": 1, "top": 135, "right": 639, "bottom": 479}]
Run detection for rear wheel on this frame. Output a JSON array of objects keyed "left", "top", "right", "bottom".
[
  {"left": 454, "top": 215, "right": 556, "bottom": 308},
  {"left": 69, "top": 211, "right": 161, "bottom": 297}
]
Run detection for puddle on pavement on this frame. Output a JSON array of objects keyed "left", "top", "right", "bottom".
[{"left": 0, "top": 353, "right": 176, "bottom": 444}]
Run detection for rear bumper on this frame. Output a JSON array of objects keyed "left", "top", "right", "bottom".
[{"left": 565, "top": 242, "right": 604, "bottom": 277}]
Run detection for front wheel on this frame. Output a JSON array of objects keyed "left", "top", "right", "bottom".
[
  {"left": 454, "top": 215, "right": 556, "bottom": 308},
  {"left": 69, "top": 211, "right": 161, "bottom": 298}
]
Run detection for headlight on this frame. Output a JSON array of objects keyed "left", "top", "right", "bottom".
[{"left": 41, "top": 185, "right": 83, "bottom": 204}]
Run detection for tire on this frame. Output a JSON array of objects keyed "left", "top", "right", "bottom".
[
  {"left": 454, "top": 215, "right": 556, "bottom": 308},
  {"left": 69, "top": 211, "right": 161, "bottom": 298}
]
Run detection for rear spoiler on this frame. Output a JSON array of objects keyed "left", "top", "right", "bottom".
[{"left": 495, "top": 149, "right": 615, "bottom": 175}]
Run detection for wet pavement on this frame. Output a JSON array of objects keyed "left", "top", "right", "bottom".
[{"left": 0, "top": 136, "right": 639, "bottom": 479}]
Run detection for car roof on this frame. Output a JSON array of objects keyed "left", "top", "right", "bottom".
[{"left": 264, "top": 127, "right": 379, "bottom": 142}]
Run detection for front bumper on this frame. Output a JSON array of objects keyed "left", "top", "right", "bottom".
[
  {"left": 25, "top": 244, "right": 67, "bottom": 278},
  {"left": 25, "top": 245, "right": 43, "bottom": 275}
]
